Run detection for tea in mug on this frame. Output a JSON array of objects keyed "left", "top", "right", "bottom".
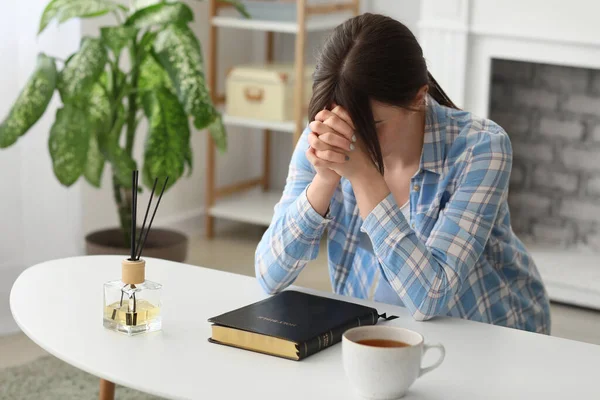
[{"left": 357, "top": 339, "right": 410, "bottom": 348}]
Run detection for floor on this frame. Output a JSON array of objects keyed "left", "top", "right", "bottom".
[{"left": 2, "top": 223, "right": 600, "bottom": 371}]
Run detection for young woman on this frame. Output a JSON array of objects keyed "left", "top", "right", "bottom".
[{"left": 254, "top": 13, "right": 550, "bottom": 333}]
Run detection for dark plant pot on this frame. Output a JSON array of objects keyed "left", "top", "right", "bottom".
[{"left": 85, "top": 228, "right": 188, "bottom": 262}]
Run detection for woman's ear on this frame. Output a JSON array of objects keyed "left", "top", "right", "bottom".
[{"left": 413, "top": 85, "right": 429, "bottom": 109}]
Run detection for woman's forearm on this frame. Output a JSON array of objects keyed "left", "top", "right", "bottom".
[
  {"left": 350, "top": 169, "right": 390, "bottom": 219},
  {"left": 307, "top": 174, "right": 339, "bottom": 217}
]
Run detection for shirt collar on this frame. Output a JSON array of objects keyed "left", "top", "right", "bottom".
[{"left": 419, "top": 95, "right": 447, "bottom": 175}]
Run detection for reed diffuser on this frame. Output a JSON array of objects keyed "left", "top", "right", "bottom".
[{"left": 103, "top": 171, "right": 169, "bottom": 335}]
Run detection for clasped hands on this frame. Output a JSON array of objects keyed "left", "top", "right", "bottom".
[{"left": 305, "top": 104, "right": 376, "bottom": 186}]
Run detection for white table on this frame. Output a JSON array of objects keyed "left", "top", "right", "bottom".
[{"left": 10, "top": 255, "right": 600, "bottom": 399}]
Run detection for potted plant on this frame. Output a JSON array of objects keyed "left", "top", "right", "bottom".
[{"left": 0, "top": 0, "right": 248, "bottom": 262}]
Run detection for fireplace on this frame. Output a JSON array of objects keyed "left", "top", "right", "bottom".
[
  {"left": 418, "top": 0, "right": 600, "bottom": 308},
  {"left": 489, "top": 59, "right": 600, "bottom": 250}
]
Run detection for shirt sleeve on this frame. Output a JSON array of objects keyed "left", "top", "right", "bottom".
[
  {"left": 361, "top": 131, "right": 512, "bottom": 321},
  {"left": 255, "top": 127, "right": 332, "bottom": 294}
]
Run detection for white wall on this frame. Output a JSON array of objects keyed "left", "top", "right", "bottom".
[
  {"left": 0, "top": 0, "right": 83, "bottom": 335},
  {"left": 370, "top": 0, "right": 421, "bottom": 35}
]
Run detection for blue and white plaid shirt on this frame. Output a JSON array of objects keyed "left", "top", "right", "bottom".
[{"left": 255, "top": 96, "right": 551, "bottom": 334}]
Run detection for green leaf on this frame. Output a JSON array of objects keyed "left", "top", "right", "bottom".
[
  {"left": 142, "top": 87, "right": 190, "bottom": 189},
  {"left": 100, "top": 25, "right": 137, "bottom": 55},
  {"left": 58, "top": 37, "right": 107, "bottom": 103},
  {"left": 183, "top": 142, "right": 193, "bottom": 176},
  {"left": 39, "top": 0, "right": 126, "bottom": 35},
  {"left": 88, "top": 75, "right": 111, "bottom": 128},
  {"left": 48, "top": 105, "right": 90, "bottom": 186},
  {"left": 154, "top": 23, "right": 218, "bottom": 130},
  {"left": 0, "top": 54, "right": 57, "bottom": 148},
  {"left": 126, "top": 2, "right": 193, "bottom": 29},
  {"left": 208, "top": 113, "right": 227, "bottom": 153},
  {"left": 84, "top": 132, "right": 105, "bottom": 187},
  {"left": 97, "top": 107, "right": 137, "bottom": 188},
  {"left": 218, "top": 0, "right": 251, "bottom": 18},
  {"left": 139, "top": 54, "right": 170, "bottom": 92},
  {"left": 132, "top": 0, "right": 164, "bottom": 12}
]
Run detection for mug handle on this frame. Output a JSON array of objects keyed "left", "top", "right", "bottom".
[{"left": 419, "top": 343, "right": 445, "bottom": 377}]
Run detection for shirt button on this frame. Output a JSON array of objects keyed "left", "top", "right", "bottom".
[
  {"left": 413, "top": 184, "right": 420, "bottom": 192},
  {"left": 411, "top": 222, "right": 416, "bottom": 229}
]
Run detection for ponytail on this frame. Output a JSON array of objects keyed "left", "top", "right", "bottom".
[{"left": 427, "top": 71, "right": 459, "bottom": 110}]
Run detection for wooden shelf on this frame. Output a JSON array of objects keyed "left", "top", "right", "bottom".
[
  {"left": 222, "top": 113, "right": 296, "bottom": 133},
  {"left": 205, "top": 0, "right": 359, "bottom": 237},
  {"left": 208, "top": 190, "right": 281, "bottom": 226},
  {"left": 212, "top": 14, "right": 352, "bottom": 33}
]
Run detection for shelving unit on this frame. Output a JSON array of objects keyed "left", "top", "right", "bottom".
[{"left": 206, "top": 0, "right": 360, "bottom": 238}]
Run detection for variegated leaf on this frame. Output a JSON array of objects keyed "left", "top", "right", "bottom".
[
  {"left": 58, "top": 37, "right": 107, "bottom": 103},
  {"left": 84, "top": 131, "right": 105, "bottom": 187},
  {"left": 139, "top": 54, "right": 170, "bottom": 92},
  {"left": 39, "top": 0, "right": 126, "bottom": 35},
  {"left": 153, "top": 23, "right": 218, "bottom": 130},
  {"left": 100, "top": 25, "right": 137, "bottom": 55},
  {"left": 97, "top": 107, "right": 136, "bottom": 188},
  {"left": 126, "top": 1, "right": 193, "bottom": 29},
  {"left": 0, "top": 54, "right": 57, "bottom": 148},
  {"left": 142, "top": 87, "right": 190, "bottom": 189},
  {"left": 48, "top": 105, "right": 90, "bottom": 186},
  {"left": 207, "top": 112, "right": 227, "bottom": 153},
  {"left": 88, "top": 75, "right": 111, "bottom": 129}
]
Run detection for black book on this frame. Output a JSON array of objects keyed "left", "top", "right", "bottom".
[{"left": 208, "top": 290, "right": 380, "bottom": 360}]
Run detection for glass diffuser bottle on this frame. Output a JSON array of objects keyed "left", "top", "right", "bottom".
[
  {"left": 103, "top": 258, "right": 162, "bottom": 335},
  {"left": 103, "top": 170, "right": 168, "bottom": 336}
]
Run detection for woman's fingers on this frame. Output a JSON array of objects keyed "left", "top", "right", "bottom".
[
  {"left": 330, "top": 103, "right": 355, "bottom": 130},
  {"left": 314, "top": 109, "right": 355, "bottom": 142},
  {"left": 306, "top": 147, "right": 336, "bottom": 168},
  {"left": 315, "top": 149, "right": 347, "bottom": 163},
  {"left": 308, "top": 123, "right": 353, "bottom": 151},
  {"left": 307, "top": 133, "right": 348, "bottom": 163}
]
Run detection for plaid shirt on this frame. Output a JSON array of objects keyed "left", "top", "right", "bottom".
[{"left": 255, "top": 96, "right": 551, "bottom": 334}]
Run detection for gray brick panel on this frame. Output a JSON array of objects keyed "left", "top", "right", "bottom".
[
  {"left": 562, "top": 147, "right": 600, "bottom": 172},
  {"left": 560, "top": 199, "right": 600, "bottom": 223},
  {"left": 588, "top": 177, "right": 600, "bottom": 196},
  {"left": 513, "top": 141, "right": 554, "bottom": 163},
  {"left": 492, "top": 59, "right": 534, "bottom": 84},
  {"left": 509, "top": 192, "right": 552, "bottom": 217},
  {"left": 492, "top": 59, "right": 600, "bottom": 248},
  {"left": 537, "top": 64, "right": 590, "bottom": 94},
  {"left": 591, "top": 70, "right": 600, "bottom": 96},
  {"left": 532, "top": 167, "right": 578, "bottom": 193},
  {"left": 591, "top": 124, "right": 600, "bottom": 143},
  {"left": 514, "top": 88, "right": 559, "bottom": 111},
  {"left": 587, "top": 233, "right": 600, "bottom": 251},
  {"left": 532, "top": 221, "right": 574, "bottom": 246},
  {"left": 509, "top": 164, "right": 526, "bottom": 186},
  {"left": 489, "top": 111, "right": 530, "bottom": 136},
  {"left": 563, "top": 95, "right": 600, "bottom": 116},
  {"left": 539, "top": 117, "right": 584, "bottom": 141}
]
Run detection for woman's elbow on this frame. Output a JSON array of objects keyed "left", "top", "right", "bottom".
[
  {"left": 254, "top": 250, "right": 283, "bottom": 295},
  {"left": 256, "top": 273, "right": 282, "bottom": 295}
]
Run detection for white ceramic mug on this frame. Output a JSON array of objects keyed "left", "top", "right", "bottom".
[{"left": 342, "top": 326, "right": 445, "bottom": 399}]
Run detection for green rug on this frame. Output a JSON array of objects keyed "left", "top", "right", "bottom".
[{"left": 0, "top": 356, "right": 163, "bottom": 400}]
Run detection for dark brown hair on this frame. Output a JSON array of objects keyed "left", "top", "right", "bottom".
[{"left": 309, "top": 13, "right": 458, "bottom": 173}]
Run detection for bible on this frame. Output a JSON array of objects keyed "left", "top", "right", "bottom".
[{"left": 208, "top": 290, "right": 381, "bottom": 360}]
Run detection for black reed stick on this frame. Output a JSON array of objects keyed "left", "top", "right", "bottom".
[
  {"left": 130, "top": 170, "right": 138, "bottom": 260},
  {"left": 135, "top": 178, "right": 158, "bottom": 258},
  {"left": 136, "top": 177, "right": 169, "bottom": 260}
]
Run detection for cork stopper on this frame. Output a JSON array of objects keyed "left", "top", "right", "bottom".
[{"left": 122, "top": 259, "right": 146, "bottom": 284}]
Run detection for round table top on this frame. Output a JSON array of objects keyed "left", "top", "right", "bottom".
[{"left": 10, "top": 255, "right": 600, "bottom": 400}]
